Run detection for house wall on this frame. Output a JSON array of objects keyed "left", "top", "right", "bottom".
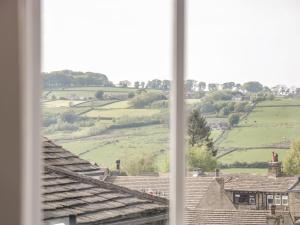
[
  {"left": 289, "top": 192, "right": 300, "bottom": 219},
  {"left": 225, "top": 191, "right": 290, "bottom": 211}
]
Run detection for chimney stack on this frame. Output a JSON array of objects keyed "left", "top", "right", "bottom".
[
  {"left": 69, "top": 215, "right": 77, "bottom": 225},
  {"left": 268, "top": 162, "right": 282, "bottom": 177},
  {"left": 268, "top": 152, "right": 282, "bottom": 177}
]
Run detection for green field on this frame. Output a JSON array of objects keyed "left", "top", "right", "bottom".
[
  {"left": 60, "top": 124, "right": 169, "bottom": 170},
  {"left": 101, "top": 101, "right": 130, "bottom": 109},
  {"left": 43, "top": 100, "right": 86, "bottom": 108},
  {"left": 217, "top": 99, "right": 300, "bottom": 170},
  {"left": 219, "top": 148, "right": 287, "bottom": 164},
  {"left": 42, "top": 85, "right": 300, "bottom": 174},
  {"left": 84, "top": 108, "right": 161, "bottom": 118},
  {"left": 219, "top": 107, "right": 300, "bottom": 148},
  {"left": 257, "top": 98, "right": 300, "bottom": 106}
]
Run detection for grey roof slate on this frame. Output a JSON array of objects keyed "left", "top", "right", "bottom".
[
  {"left": 43, "top": 166, "right": 168, "bottom": 225},
  {"left": 106, "top": 176, "right": 216, "bottom": 209},
  {"left": 223, "top": 174, "right": 298, "bottom": 193},
  {"left": 43, "top": 137, "right": 107, "bottom": 180}
]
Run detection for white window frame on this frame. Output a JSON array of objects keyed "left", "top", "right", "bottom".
[
  {"left": 274, "top": 195, "right": 282, "bottom": 205},
  {"left": 15, "top": 0, "right": 186, "bottom": 225}
]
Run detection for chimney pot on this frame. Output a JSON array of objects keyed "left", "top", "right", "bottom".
[{"left": 116, "top": 160, "right": 121, "bottom": 171}]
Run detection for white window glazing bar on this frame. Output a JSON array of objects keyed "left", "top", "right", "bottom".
[
  {"left": 170, "top": 0, "right": 186, "bottom": 224},
  {"left": 20, "top": 0, "right": 42, "bottom": 225}
]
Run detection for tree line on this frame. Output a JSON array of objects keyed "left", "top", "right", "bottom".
[{"left": 43, "top": 70, "right": 114, "bottom": 88}]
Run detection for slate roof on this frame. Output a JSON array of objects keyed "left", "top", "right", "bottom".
[
  {"left": 106, "top": 176, "right": 216, "bottom": 209},
  {"left": 223, "top": 174, "right": 298, "bottom": 193},
  {"left": 288, "top": 177, "right": 300, "bottom": 192},
  {"left": 43, "top": 137, "right": 107, "bottom": 180},
  {"left": 193, "top": 210, "right": 269, "bottom": 225},
  {"left": 43, "top": 166, "right": 168, "bottom": 225}
]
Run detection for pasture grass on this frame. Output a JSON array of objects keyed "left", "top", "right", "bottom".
[
  {"left": 84, "top": 108, "right": 161, "bottom": 118},
  {"left": 101, "top": 101, "right": 130, "bottom": 109},
  {"left": 220, "top": 106, "right": 300, "bottom": 148},
  {"left": 218, "top": 148, "right": 287, "bottom": 164},
  {"left": 60, "top": 124, "right": 169, "bottom": 170},
  {"left": 43, "top": 100, "right": 86, "bottom": 108},
  {"left": 257, "top": 98, "right": 300, "bottom": 106}
]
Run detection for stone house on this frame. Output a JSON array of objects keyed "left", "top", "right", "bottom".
[
  {"left": 223, "top": 162, "right": 300, "bottom": 215},
  {"left": 107, "top": 175, "right": 235, "bottom": 224}
]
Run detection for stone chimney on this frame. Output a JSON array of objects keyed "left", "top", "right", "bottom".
[
  {"left": 268, "top": 162, "right": 282, "bottom": 177},
  {"left": 268, "top": 152, "right": 282, "bottom": 177}
]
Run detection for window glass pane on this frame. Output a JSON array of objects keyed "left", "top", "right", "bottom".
[
  {"left": 42, "top": 1, "right": 171, "bottom": 224},
  {"left": 267, "top": 195, "right": 274, "bottom": 205},
  {"left": 186, "top": 0, "right": 300, "bottom": 223},
  {"left": 282, "top": 195, "right": 289, "bottom": 205}
]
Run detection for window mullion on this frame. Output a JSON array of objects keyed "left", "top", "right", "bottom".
[{"left": 170, "top": 0, "right": 186, "bottom": 224}]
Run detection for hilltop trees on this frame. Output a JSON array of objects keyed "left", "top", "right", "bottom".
[
  {"left": 119, "top": 80, "right": 131, "bottom": 88},
  {"left": 187, "top": 110, "right": 215, "bottom": 155},
  {"left": 43, "top": 70, "right": 112, "bottom": 88},
  {"left": 243, "top": 81, "right": 263, "bottom": 93},
  {"left": 283, "top": 138, "right": 300, "bottom": 175}
]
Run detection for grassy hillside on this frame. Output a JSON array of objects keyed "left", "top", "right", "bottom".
[
  {"left": 42, "top": 85, "right": 300, "bottom": 174},
  {"left": 217, "top": 98, "right": 300, "bottom": 173}
]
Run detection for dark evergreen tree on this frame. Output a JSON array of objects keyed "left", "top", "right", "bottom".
[{"left": 187, "top": 110, "right": 216, "bottom": 156}]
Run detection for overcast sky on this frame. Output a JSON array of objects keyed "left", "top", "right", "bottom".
[{"left": 42, "top": 0, "right": 300, "bottom": 86}]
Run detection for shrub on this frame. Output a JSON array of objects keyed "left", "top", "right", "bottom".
[
  {"left": 228, "top": 113, "right": 240, "bottom": 127},
  {"left": 130, "top": 92, "right": 167, "bottom": 108},
  {"left": 60, "top": 111, "right": 78, "bottom": 123},
  {"left": 128, "top": 92, "right": 135, "bottom": 98},
  {"left": 283, "top": 138, "right": 300, "bottom": 175},
  {"left": 200, "top": 102, "right": 217, "bottom": 114},
  {"left": 43, "top": 116, "right": 57, "bottom": 127},
  {"left": 95, "top": 90, "right": 104, "bottom": 100},
  {"left": 187, "top": 146, "right": 217, "bottom": 172},
  {"left": 151, "top": 100, "right": 169, "bottom": 109},
  {"left": 218, "top": 106, "right": 230, "bottom": 116},
  {"left": 207, "top": 90, "right": 233, "bottom": 101},
  {"left": 45, "top": 121, "right": 79, "bottom": 133},
  {"left": 122, "top": 153, "right": 158, "bottom": 175}
]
